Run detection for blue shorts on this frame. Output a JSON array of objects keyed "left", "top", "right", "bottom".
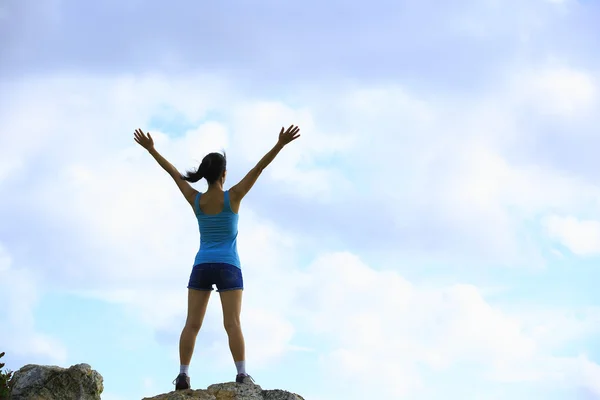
[{"left": 187, "top": 263, "right": 244, "bottom": 292}]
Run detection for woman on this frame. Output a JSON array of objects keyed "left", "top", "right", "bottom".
[{"left": 134, "top": 125, "right": 301, "bottom": 390}]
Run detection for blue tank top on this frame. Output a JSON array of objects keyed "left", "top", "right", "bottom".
[{"left": 193, "top": 190, "right": 241, "bottom": 268}]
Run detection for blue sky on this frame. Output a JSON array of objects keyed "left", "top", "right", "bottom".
[{"left": 1, "top": 0, "right": 600, "bottom": 399}]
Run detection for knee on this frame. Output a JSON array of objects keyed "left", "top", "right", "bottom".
[
  {"left": 185, "top": 321, "right": 202, "bottom": 334},
  {"left": 223, "top": 318, "right": 241, "bottom": 334}
]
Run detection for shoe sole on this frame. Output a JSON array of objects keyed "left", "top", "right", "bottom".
[{"left": 175, "top": 382, "right": 190, "bottom": 390}]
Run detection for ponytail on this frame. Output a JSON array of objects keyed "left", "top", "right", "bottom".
[
  {"left": 181, "top": 162, "right": 207, "bottom": 182},
  {"left": 181, "top": 152, "right": 226, "bottom": 184}
]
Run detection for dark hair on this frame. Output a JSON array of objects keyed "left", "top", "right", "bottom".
[{"left": 181, "top": 151, "right": 227, "bottom": 184}]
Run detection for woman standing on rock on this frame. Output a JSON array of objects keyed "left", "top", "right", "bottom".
[{"left": 134, "top": 125, "right": 301, "bottom": 390}]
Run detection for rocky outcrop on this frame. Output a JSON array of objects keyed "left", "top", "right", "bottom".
[
  {"left": 143, "top": 382, "right": 304, "bottom": 400},
  {"left": 9, "top": 363, "right": 103, "bottom": 400},
  {"left": 7, "top": 363, "right": 304, "bottom": 400}
]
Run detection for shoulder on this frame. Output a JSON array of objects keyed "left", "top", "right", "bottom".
[
  {"left": 228, "top": 186, "right": 241, "bottom": 202},
  {"left": 227, "top": 188, "right": 242, "bottom": 213},
  {"left": 187, "top": 190, "right": 201, "bottom": 209}
]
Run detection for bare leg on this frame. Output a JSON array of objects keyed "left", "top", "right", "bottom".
[
  {"left": 219, "top": 289, "right": 245, "bottom": 363},
  {"left": 179, "top": 289, "right": 211, "bottom": 366}
]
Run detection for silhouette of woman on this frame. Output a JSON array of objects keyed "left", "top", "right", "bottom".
[{"left": 134, "top": 125, "right": 301, "bottom": 390}]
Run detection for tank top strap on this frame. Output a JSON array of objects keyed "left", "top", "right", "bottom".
[
  {"left": 194, "top": 192, "right": 202, "bottom": 215},
  {"left": 223, "top": 190, "right": 232, "bottom": 212}
]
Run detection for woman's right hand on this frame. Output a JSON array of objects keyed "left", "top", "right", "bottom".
[{"left": 277, "top": 125, "right": 301, "bottom": 146}]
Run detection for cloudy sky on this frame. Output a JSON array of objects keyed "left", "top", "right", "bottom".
[{"left": 2, "top": 0, "right": 600, "bottom": 399}]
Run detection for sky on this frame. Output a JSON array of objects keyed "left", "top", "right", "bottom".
[{"left": 1, "top": 0, "right": 600, "bottom": 399}]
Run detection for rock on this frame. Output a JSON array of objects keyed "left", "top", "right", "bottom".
[
  {"left": 142, "top": 389, "right": 216, "bottom": 400},
  {"left": 7, "top": 363, "right": 303, "bottom": 400},
  {"left": 9, "top": 363, "right": 103, "bottom": 400},
  {"left": 143, "top": 382, "right": 304, "bottom": 400},
  {"left": 262, "top": 389, "right": 304, "bottom": 400}
]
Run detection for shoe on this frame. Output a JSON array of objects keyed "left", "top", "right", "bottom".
[
  {"left": 236, "top": 373, "right": 255, "bottom": 384},
  {"left": 173, "top": 373, "right": 191, "bottom": 390}
]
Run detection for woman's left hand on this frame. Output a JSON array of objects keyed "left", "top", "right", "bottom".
[{"left": 134, "top": 129, "right": 154, "bottom": 150}]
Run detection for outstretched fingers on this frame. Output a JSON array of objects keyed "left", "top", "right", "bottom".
[
  {"left": 135, "top": 128, "right": 146, "bottom": 138},
  {"left": 285, "top": 125, "right": 299, "bottom": 135},
  {"left": 277, "top": 124, "right": 301, "bottom": 145},
  {"left": 134, "top": 128, "right": 154, "bottom": 149},
  {"left": 288, "top": 125, "right": 300, "bottom": 141}
]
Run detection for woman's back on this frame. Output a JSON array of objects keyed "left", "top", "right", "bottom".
[{"left": 193, "top": 189, "right": 240, "bottom": 268}]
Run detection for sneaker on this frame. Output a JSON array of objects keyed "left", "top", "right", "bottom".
[
  {"left": 236, "top": 373, "right": 255, "bottom": 384},
  {"left": 173, "top": 373, "right": 191, "bottom": 390}
]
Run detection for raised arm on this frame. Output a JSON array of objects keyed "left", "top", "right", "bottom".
[
  {"left": 134, "top": 129, "right": 198, "bottom": 206},
  {"left": 230, "top": 125, "right": 300, "bottom": 203}
]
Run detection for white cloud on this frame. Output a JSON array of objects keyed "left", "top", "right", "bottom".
[
  {"left": 512, "top": 67, "right": 597, "bottom": 118},
  {"left": 229, "top": 100, "right": 356, "bottom": 200},
  {"left": 316, "top": 73, "right": 600, "bottom": 266},
  {"left": 535, "top": 68, "right": 596, "bottom": 116},
  {"left": 543, "top": 215, "right": 600, "bottom": 256},
  {"left": 0, "top": 245, "right": 67, "bottom": 364},
  {"left": 293, "top": 253, "right": 532, "bottom": 396},
  {"left": 290, "top": 252, "right": 600, "bottom": 398},
  {"left": 579, "top": 356, "right": 600, "bottom": 396}
]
